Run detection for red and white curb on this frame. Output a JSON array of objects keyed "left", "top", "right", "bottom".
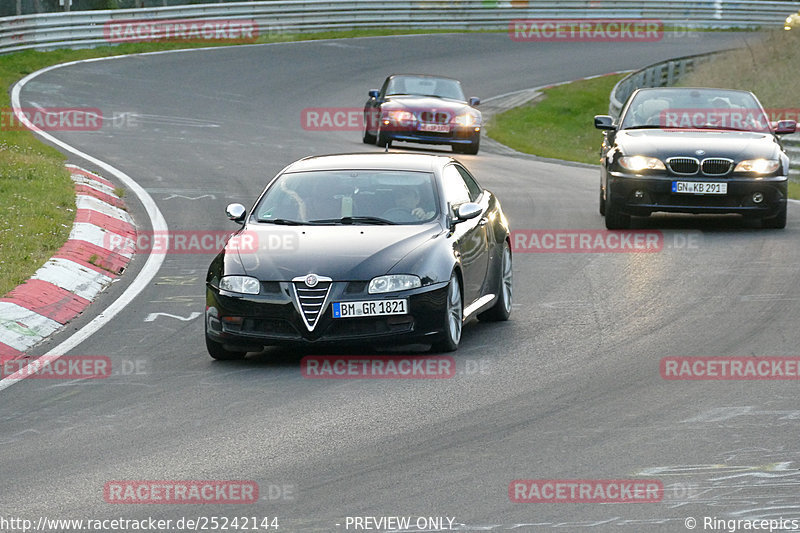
[{"left": 0, "top": 164, "right": 135, "bottom": 360}]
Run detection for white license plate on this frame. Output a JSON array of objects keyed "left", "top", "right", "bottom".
[
  {"left": 672, "top": 181, "right": 728, "bottom": 195},
  {"left": 332, "top": 299, "right": 407, "bottom": 318},
  {"left": 419, "top": 123, "right": 450, "bottom": 133}
]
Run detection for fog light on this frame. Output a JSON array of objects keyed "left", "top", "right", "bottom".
[{"left": 752, "top": 192, "right": 764, "bottom": 204}]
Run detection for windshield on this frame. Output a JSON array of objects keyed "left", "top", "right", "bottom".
[
  {"left": 620, "top": 88, "right": 771, "bottom": 132},
  {"left": 385, "top": 76, "right": 466, "bottom": 101},
  {"left": 254, "top": 170, "right": 439, "bottom": 225}
]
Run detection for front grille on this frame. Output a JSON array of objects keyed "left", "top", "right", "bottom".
[
  {"left": 667, "top": 157, "right": 699, "bottom": 175},
  {"left": 292, "top": 280, "right": 331, "bottom": 330},
  {"left": 420, "top": 111, "right": 450, "bottom": 124},
  {"left": 701, "top": 158, "right": 733, "bottom": 176}
]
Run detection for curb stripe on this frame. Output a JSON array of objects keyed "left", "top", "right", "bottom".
[
  {"left": 53, "top": 240, "right": 129, "bottom": 277},
  {"left": 0, "top": 343, "right": 24, "bottom": 359},
  {"left": 74, "top": 210, "right": 136, "bottom": 238},
  {"left": 71, "top": 175, "right": 117, "bottom": 196},
  {"left": 0, "top": 279, "right": 90, "bottom": 325},
  {"left": 68, "top": 222, "right": 134, "bottom": 258},
  {"left": 32, "top": 257, "right": 113, "bottom": 301},
  {"left": 75, "top": 194, "right": 132, "bottom": 222},
  {"left": 74, "top": 184, "right": 126, "bottom": 209},
  {"left": 0, "top": 302, "right": 62, "bottom": 352},
  {"left": 66, "top": 165, "right": 115, "bottom": 188}
]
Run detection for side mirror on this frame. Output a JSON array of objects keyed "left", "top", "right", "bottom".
[
  {"left": 368, "top": 90, "right": 380, "bottom": 99},
  {"left": 225, "top": 203, "right": 246, "bottom": 224},
  {"left": 594, "top": 115, "right": 616, "bottom": 130},
  {"left": 774, "top": 119, "right": 797, "bottom": 135},
  {"left": 455, "top": 202, "right": 482, "bottom": 222},
  {"left": 469, "top": 97, "right": 480, "bottom": 107}
]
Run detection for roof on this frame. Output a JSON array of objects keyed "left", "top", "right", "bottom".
[{"left": 283, "top": 152, "right": 456, "bottom": 173}]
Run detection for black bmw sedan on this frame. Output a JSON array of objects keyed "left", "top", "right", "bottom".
[
  {"left": 595, "top": 87, "right": 796, "bottom": 229},
  {"left": 205, "top": 153, "right": 512, "bottom": 359}
]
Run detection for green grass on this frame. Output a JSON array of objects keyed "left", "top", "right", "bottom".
[
  {"left": 484, "top": 73, "right": 626, "bottom": 165},
  {"left": 0, "top": 27, "right": 497, "bottom": 298}
]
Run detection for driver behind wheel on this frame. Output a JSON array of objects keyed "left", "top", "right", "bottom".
[{"left": 394, "top": 187, "right": 434, "bottom": 220}]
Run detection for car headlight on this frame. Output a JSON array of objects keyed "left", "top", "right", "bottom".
[
  {"left": 368, "top": 275, "right": 421, "bottom": 294},
  {"left": 618, "top": 155, "right": 666, "bottom": 171},
  {"left": 455, "top": 112, "right": 480, "bottom": 127},
  {"left": 734, "top": 159, "right": 780, "bottom": 174},
  {"left": 385, "top": 110, "right": 415, "bottom": 124},
  {"left": 219, "top": 275, "right": 261, "bottom": 295}
]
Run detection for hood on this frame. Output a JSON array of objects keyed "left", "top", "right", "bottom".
[
  {"left": 383, "top": 95, "right": 478, "bottom": 120},
  {"left": 615, "top": 129, "right": 781, "bottom": 161},
  {"left": 223, "top": 223, "right": 443, "bottom": 281}
]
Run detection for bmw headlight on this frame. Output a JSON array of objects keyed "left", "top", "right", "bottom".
[
  {"left": 455, "top": 112, "right": 480, "bottom": 127},
  {"left": 384, "top": 110, "right": 415, "bottom": 124},
  {"left": 734, "top": 159, "right": 780, "bottom": 174},
  {"left": 219, "top": 275, "right": 261, "bottom": 295},
  {"left": 618, "top": 155, "right": 666, "bottom": 171},
  {"left": 368, "top": 275, "right": 421, "bottom": 294}
]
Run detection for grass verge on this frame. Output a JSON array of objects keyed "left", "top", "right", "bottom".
[
  {"left": 0, "top": 28, "right": 492, "bottom": 298},
  {"left": 484, "top": 73, "right": 626, "bottom": 165}
]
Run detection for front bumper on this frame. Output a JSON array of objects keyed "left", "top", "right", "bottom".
[
  {"left": 384, "top": 125, "right": 480, "bottom": 146},
  {"left": 607, "top": 172, "right": 787, "bottom": 217},
  {"left": 206, "top": 280, "right": 450, "bottom": 349}
]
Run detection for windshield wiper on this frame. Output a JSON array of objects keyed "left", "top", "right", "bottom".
[
  {"left": 257, "top": 218, "right": 304, "bottom": 225},
  {"left": 623, "top": 125, "right": 669, "bottom": 130},
  {"left": 309, "top": 216, "right": 396, "bottom": 225}
]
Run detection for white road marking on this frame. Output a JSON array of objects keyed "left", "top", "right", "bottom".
[
  {"left": 144, "top": 312, "right": 201, "bottom": 322},
  {"left": 0, "top": 57, "right": 168, "bottom": 392}
]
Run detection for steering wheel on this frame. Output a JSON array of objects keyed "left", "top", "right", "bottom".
[{"left": 381, "top": 207, "right": 417, "bottom": 223}]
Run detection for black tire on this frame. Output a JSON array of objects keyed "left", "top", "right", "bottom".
[
  {"left": 376, "top": 128, "right": 392, "bottom": 148},
  {"left": 362, "top": 127, "right": 376, "bottom": 144},
  {"left": 604, "top": 192, "right": 630, "bottom": 230},
  {"left": 478, "top": 241, "right": 512, "bottom": 322},
  {"left": 205, "top": 336, "right": 247, "bottom": 360},
  {"left": 763, "top": 204, "right": 787, "bottom": 229},
  {"left": 431, "top": 273, "right": 462, "bottom": 353},
  {"left": 599, "top": 185, "right": 606, "bottom": 216},
  {"left": 453, "top": 136, "right": 480, "bottom": 155}
]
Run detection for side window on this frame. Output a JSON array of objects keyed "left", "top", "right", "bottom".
[
  {"left": 442, "top": 165, "right": 471, "bottom": 207},
  {"left": 455, "top": 165, "right": 483, "bottom": 201}
]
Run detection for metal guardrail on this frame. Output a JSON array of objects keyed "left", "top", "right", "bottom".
[
  {"left": 1, "top": 0, "right": 799, "bottom": 55},
  {"left": 607, "top": 51, "right": 730, "bottom": 118}
]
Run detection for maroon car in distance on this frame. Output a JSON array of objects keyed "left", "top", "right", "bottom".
[{"left": 363, "top": 74, "right": 482, "bottom": 155}]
